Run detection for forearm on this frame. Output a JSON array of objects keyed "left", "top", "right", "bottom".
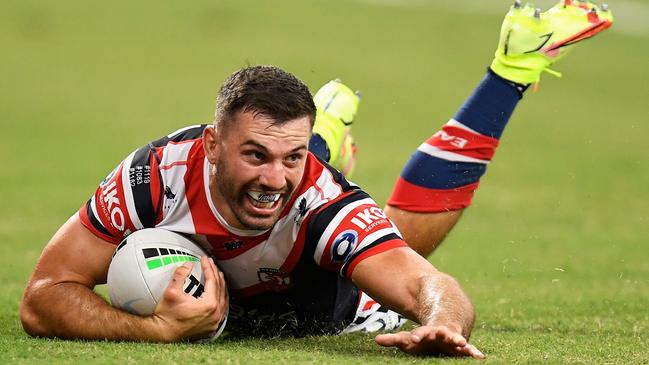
[
  {"left": 415, "top": 274, "right": 475, "bottom": 338},
  {"left": 352, "top": 247, "right": 475, "bottom": 337},
  {"left": 21, "top": 280, "right": 166, "bottom": 342}
]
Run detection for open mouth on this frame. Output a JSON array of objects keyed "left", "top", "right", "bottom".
[{"left": 247, "top": 191, "right": 281, "bottom": 210}]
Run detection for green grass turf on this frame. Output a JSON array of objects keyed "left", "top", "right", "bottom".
[{"left": 1, "top": 0, "right": 648, "bottom": 363}]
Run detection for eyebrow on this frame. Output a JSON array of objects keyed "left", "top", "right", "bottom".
[{"left": 241, "top": 140, "right": 307, "bottom": 154}]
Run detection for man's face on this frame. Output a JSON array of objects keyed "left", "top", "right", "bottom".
[{"left": 205, "top": 110, "right": 311, "bottom": 231}]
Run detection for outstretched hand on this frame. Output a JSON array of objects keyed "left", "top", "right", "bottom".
[
  {"left": 152, "top": 257, "right": 228, "bottom": 342},
  {"left": 375, "top": 325, "right": 485, "bottom": 359}
]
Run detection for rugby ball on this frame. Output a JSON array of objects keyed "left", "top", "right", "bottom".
[{"left": 107, "top": 228, "right": 227, "bottom": 340}]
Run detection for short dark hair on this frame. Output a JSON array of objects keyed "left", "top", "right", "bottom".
[{"left": 214, "top": 65, "right": 316, "bottom": 129}]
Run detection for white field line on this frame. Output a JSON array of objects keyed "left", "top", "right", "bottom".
[{"left": 356, "top": 0, "right": 649, "bottom": 38}]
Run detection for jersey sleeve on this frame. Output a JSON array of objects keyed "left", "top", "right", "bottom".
[
  {"left": 78, "top": 143, "right": 163, "bottom": 244},
  {"left": 305, "top": 189, "right": 408, "bottom": 279}
]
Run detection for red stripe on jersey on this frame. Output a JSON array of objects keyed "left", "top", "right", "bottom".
[
  {"left": 387, "top": 177, "right": 480, "bottom": 213},
  {"left": 426, "top": 125, "right": 499, "bottom": 161},
  {"left": 148, "top": 153, "right": 163, "bottom": 223},
  {"left": 343, "top": 239, "right": 408, "bottom": 278},
  {"left": 160, "top": 161, "right": 188, "bottom": 170},
  {"left": 78, "top": 207, "right": 119, "bottom": 244},
  {"left": 279, "top": 210, "right": 313, "bottom": 273}
]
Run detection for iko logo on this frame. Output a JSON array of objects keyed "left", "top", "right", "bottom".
[
  {"left": 102, "top": 180, "right": 125, "bottom": 231},
  {"left": 331, "top": 230, "right": 358, "bottom": 263},
  {"left": 350, "top": 207, "right": 388, "bottom": 230}
]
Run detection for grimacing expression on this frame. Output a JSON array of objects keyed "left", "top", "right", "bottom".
[{"left": 206, "top": 111, "right": 311, "bottom": 231}]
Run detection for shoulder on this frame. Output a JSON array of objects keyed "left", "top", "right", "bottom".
[
  {"left": 151, "top": 125, "right": 207, "bottom": 147},
  {"left": 79, "top": 124, "right": 209, "bottom": 243}
]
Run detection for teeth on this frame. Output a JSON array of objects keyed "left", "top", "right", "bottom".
[
  {"left": 248, "top": 191, "right": 280, "bottom": 203},
  {"left": 533, "top": 7, "right": 541, "bottom": 18},
  {"left": 513, "top": 0, "right": 522, "bottom": 9},
  {"left": 601, "top": 3, "right": 608, "bottom": 11}
]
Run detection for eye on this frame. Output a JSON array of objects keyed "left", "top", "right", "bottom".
[
  {"left": 286, "top": 154, "right": 302, "bottom": 163},
  {"left": 244, "top": 150, "right": 265, "bottom": 163}
]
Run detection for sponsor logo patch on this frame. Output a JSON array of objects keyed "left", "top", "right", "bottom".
[
  {"left": 350, "top": 207, "right": 389, "bottom": 232},
  {"left": 331, "top": 230, "right": 358, "bottom": 263}
]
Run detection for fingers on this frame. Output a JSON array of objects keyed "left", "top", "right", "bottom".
[
  {"left": 431, "top": 327, "right": 467, "bottom": 348},
  {"left": 200, "top": 256, "right": 218, "bottom": 300},
  {"left": 375, "top": 331, "right": 413, "bottom": 348},
  {"left": 199, "top": 257, "right": 228, "bottom": 327},
  {"left": 168, "top": 262, "right": 193, "bottom": 291},
  {"left": 454, "top": 343, "right": 486, "bottom": 359},
  {"left": 207, "top": 257, "right": 229, "bottom": 313},
  {"left": 217, "top": 269, "right": 228, "bottom": 309},
  {"left": 376, "top": 326, "right": 486, "bottom": 359}
]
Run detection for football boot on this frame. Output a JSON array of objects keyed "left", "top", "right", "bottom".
[
  {"left": 491, "top": 0, "right": 613, "bottom": 86},
  {"left": 312, "top": 79, "right": 361, "bottom": 177}
]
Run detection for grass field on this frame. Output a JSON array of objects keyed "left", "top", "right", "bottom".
[{"left": 2, "top": 0, "right": 648, "bottom": 363}]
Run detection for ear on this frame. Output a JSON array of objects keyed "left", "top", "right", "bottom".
[{"left": 203, "top": 125, "right": 220, "bottom": 164}]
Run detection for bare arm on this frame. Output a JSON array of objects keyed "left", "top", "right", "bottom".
[
  {"left": 351, "top": 246, "right": 483, "bottom": 358},
  {"left": 20, "top": 214, "right": 226, "bottom": 342}
]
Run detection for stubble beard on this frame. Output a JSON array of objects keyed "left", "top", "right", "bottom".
[{"left": 214, "top": 158, "right": 293, "bottom": 231}]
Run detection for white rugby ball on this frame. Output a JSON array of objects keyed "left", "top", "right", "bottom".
[{"left": 107, "top": 228, "right": 227, "bottom": 340}]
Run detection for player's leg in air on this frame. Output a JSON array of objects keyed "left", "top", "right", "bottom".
[
  {"left": 311, "top": 1, "right": 613, "bottom": 258},
  {"left": 385, "top": 0, "right": 613, "bottom": 257},
  {"left": 308, "top": 78, "right": 360, "bottom": 177}
]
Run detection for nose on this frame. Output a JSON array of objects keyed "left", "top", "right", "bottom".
[{"left": 258, "top": 161, "right": 286, "bottom": 191}]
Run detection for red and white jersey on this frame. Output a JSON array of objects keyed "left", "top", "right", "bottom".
[{"left": 80, "top": 125, "right": 406, "bottom": 314}]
